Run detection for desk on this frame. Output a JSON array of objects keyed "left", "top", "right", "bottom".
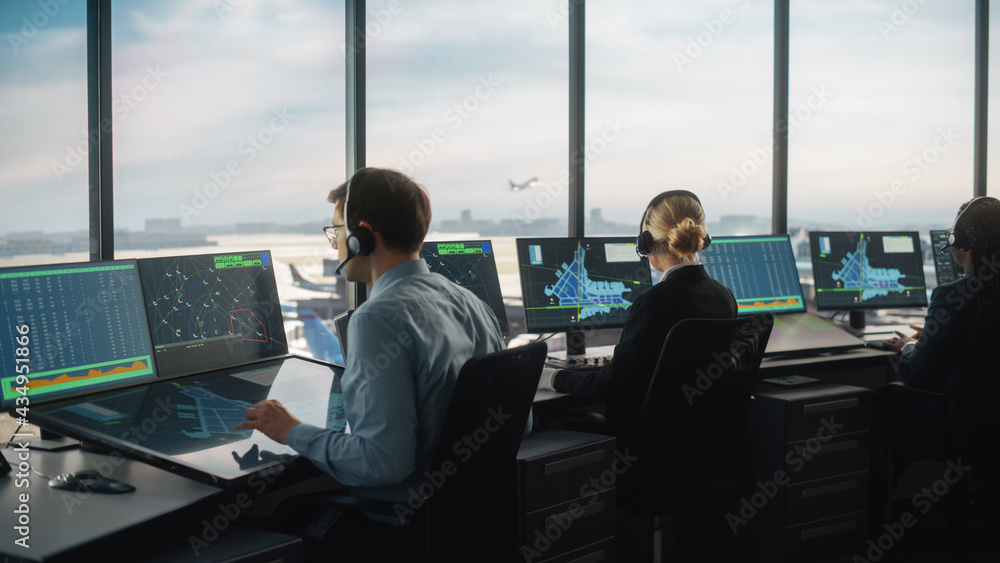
[
  {"left": 533, "top": 347, "right": 897, "bottom": 417},
  {"left": 0, "top": 446, "right": 303, "bottom": 562}
]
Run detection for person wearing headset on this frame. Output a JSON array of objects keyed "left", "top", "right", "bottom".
[
  {"left": 236, "top": 168, "right": 504, "bottom": 558},
  {"left": 880, "top": 196, "right": 1000, "bottom": 391},
  {"left": 539, "top": 191, "right": 737, "bottom": 454}
]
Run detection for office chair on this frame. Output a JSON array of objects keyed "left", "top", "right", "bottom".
[
  {"left": 275, "top": 341, "right": 547, "bottom": 563},
  {"left": 873, "top": 300, "right": 1000, "bottom": 556},
  {"left": 617, "top": 313, "right": 773, "bottom": 563}
]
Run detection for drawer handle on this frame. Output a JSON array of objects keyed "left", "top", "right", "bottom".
[
  {"left": 545, "top": 451, "right": 606, "bottom": 475},
  {"left": 814, "top": 440, "right": 859, "bottom": 455},
  {"left": 567, "top": 551, "right": 606, "bottom": 563},
  {"left": 803, "top": 398, "right": 858, "bottom": 414},
  {"left": 800, "top": 520, "right": 857, "bottom": 540},
  {"left": 545, "top": 501, "right": 606, "bottom": 529},
  {"left": 802, "top": 480, "right": 858, "bottom": 499}
]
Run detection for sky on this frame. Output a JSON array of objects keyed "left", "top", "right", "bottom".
[{"left": 0, "top": 0, "right": 995, "bottom": 238}]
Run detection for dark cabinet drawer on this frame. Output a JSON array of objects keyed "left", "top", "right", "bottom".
[
  {"left": 784, "top": 387, "right": 870, "bottom": 443},
  {"left": 784, "top": 431, "right": 869, "bottom": 483},
  {"left": 784, "top": 511, "right": 867, "bottom": 563},
  {"left": 785, "top": 471, "right": 868, "bottom": 524},
  {"left": 519, "top": 430, "right": 616, "bottom": 513},
  {"left": 534, "top": 537, "right": 615, "bottom": 563},
  {"left": 521, "top": 490, "right": 615, "bottom": 561}
]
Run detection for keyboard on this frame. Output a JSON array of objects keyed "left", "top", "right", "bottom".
[{"left": 545, "top": 355, "right": 611, "bottom": 370}]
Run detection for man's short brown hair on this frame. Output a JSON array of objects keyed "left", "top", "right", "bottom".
[{"left": 328, "top": 168, "right": 432, "bottom": 254}]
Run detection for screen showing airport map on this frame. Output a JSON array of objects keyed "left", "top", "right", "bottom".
[
  {"left": 809, "top": 231, "right": 927, "bottom": 310},
  {"left": 516, "top": 237, "right": 652, "bottom": 333}
]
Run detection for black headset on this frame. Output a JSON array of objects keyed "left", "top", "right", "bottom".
[
  {"left": 335, "top": 168, "right": 376, "bottom": 275},
  {"left": 947, "top": 196, "right": 999, "bottom": 249},
  {"left": 635, "top": 190, "right": 711, "bottom": 257}
]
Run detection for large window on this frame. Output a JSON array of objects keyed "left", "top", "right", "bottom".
[
  {"left": 111, "top": 0, "right": 347, "bottom": 360},
  {"left": 789, "top": 2, "right": 975, "bottom": 233},
  {"left": 789, "top": 1, "right": 975, "bottom": 308},
  {"left": 0, "top": 0, "right": 89, "bottom": 265},
  {"left": 365, "top": 0, "right": 568, "bottom": 308},
  {"left": 586, "top": 0, "right": 774, "bottom": 238}
]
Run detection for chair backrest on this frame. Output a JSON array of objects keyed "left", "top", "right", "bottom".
[
  {"left": 626, "top": 313, "right": 773, "bottom": 511},
  {"left": 953, "top": 300, "right": 1000, "bottom": 463},
  {"left": 420, "top": 341, "right": 547, "bottom": 562}
]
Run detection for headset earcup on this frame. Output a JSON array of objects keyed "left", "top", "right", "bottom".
[
  {"left": 636, "top": 231, "right": 654, "bottom": 257},
  {"left": 702, "top": 232, "right": 712, "bottom": 249},
  {"left": 348, "top": 226, "right": 376, "bottom": 256}
]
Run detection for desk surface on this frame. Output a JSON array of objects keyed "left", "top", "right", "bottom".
[{"left": 1, "top": 447, "right": 221, "bottom": 562}]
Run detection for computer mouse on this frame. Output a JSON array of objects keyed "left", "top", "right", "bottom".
[{"left": 48, "top": 469, "right": 135, "bottom": 494}]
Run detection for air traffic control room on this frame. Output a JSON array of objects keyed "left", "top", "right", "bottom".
[{"left": 2, "top": 1, "right": 1000, "bottom": 562}]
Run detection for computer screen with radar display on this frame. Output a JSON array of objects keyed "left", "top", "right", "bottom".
[
  {"left": 515, "top": 237, "right": 652, "bottom": 333},
  {"left": 137, "top": 251, "right": 288, "bottom": 378},
  {"left": 809, "top": 231, "right": 927, "bottom": 310},
  {"left": 420, "top": 240, "right": 509, "bottom": 336},
  {"left": 0, "top": 260, "right": 158, "bottom": 408}
]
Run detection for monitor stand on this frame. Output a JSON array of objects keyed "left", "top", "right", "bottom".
[{"left": 565, "top": 327, "right": 587, "bottom": 360}]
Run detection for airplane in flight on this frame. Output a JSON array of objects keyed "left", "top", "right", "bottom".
[
  {"left": 508, "top": 177, "right": 539, "bottom": 192},
  {"left": 289, "top": 264, "right": 339, "bottom": 293}
]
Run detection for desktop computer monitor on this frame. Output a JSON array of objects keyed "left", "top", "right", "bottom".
[
  {"left": 137, "top": 251, "right": 288, "bottom": 378},
  {"left": 420, "top": 240, "right": 509, "bottom": 336},
  {"left": 699, "top": 235, "right": 808, "bottom": 316},
  {"left": 515, "top": 237, "right": 652, "bottom": 350},
  {"left": 809, "top": 231, "right": 927, "bottom": 328},
  {"left": 0, "top": 260, "right": 158, "bottom": 408},
  {"left": 930, "top": 229, "right": 965, "bottom": 285}
]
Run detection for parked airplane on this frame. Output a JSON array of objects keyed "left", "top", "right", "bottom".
[
  {"left": 289, "top": 264, "right": 339, "bottom": 293},
  {"left": 299, "top": 308, "right": 345, "bottom": 365},
  {"left": 508, "top": 177, "right": 539, "bottom": 192}
]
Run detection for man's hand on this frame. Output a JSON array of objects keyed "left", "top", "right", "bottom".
[{"left": 235, "top": 399, "right": 302, "bottom": 445}]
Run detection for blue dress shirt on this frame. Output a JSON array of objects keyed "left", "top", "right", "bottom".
[{"left": 286, "top": 259, "right": 504, "bottom": 502}]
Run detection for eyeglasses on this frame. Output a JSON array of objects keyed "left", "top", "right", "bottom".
[{"left": 323, "top": 225, "right": 345, "bottom": 249}]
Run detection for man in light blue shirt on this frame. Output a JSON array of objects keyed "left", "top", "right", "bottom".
[{"left": 236, "top": 168, "right": 504, "bottom": 506}]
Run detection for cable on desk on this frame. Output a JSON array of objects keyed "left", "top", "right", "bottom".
[{"left": 4, "top": 422, "right": 25, "bottom": 448}]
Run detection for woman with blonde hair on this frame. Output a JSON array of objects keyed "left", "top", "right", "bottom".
[{"left": 540, "top": 190, "right": 737, "bottom": 450}]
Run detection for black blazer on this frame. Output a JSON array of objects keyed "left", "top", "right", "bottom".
[
  {"left": 553, "top": 264, "right": 737, "bottom": 447},
  {"left": 898, "top": 274, "right": 989, "bottom": 392}
]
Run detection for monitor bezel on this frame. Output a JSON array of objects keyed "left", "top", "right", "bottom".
[
  {"left": 808, "top": 230, "right": 929, "bottom": 311},
  {"left": 0, "top": 258, "right": 160, "bottom": 410},
  {"left": 515, "top": 236, "right": 652, "bottom": 334}
]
